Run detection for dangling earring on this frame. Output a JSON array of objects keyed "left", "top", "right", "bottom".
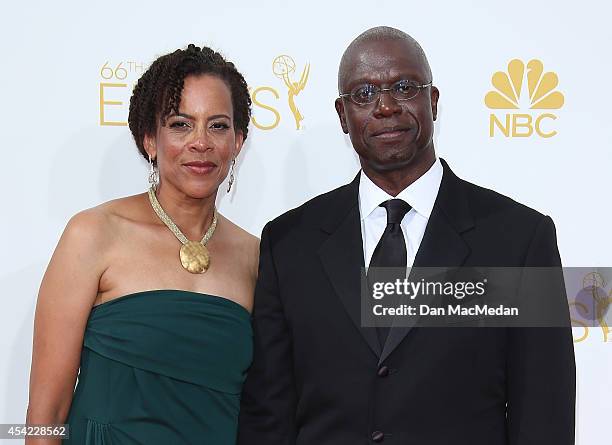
[
  {"left": 227, "top": 158, "right": 236, "bottom": 192},
  {"left": 148, "top": 153, "right": 159, "bottom": 188}
]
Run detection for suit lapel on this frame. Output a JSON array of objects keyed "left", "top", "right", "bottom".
[
  {"left": 318, "top": 174, "right": 382, "bottom": 359},
  {"left": 379, "top": 159, "right": 475, "bottom": 364}
]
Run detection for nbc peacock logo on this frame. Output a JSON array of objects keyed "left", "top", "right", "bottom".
[{"left": 485, "top": 59, "right": 564, "bottom": 138}]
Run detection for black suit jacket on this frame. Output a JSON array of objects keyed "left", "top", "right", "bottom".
[{"left": 238, "top": 159, "right": 575, "bottom": 445}]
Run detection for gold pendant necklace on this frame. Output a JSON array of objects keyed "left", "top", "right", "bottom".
[{"left": 148, "top": 187, "right": 218, "bottom": 274}]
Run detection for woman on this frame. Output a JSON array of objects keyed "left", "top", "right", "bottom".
[{"left": 26, "top": 44, "right": 258, "bottom": 444}]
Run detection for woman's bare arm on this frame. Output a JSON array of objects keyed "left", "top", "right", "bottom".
[{"left": 26, "top": 210, "right": 109, "bottom": 444}]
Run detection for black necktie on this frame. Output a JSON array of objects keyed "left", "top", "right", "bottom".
[{"left": 368, "top": 199, "right": 412, "bottom": 345}]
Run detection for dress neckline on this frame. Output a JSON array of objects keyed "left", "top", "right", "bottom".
[{"left": 91, "top": 289, "right": 251, "bottom": 316}]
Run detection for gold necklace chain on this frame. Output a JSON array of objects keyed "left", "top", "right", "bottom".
[
  {"left": 147, "top": 186, "right": 218, "bottom": 274},
  {"left": 148, "top": 186, "right": 217, "bottom": 245}
]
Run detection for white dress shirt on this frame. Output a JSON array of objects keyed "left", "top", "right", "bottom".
[{"left": 359, "top": 158, "right": 443, "bottom": 268}]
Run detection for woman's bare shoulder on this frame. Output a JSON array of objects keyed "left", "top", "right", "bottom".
[
  {"left": 218, "top": 214, "right": 259, "bottom": 247},
  {"left": 216, "top": 215, "right": 260, "bottom": 300},
  {"left": 95, "top": 193, "right": 150, "bottom": 221},
  {"left": 217, "top": 214, "right": 260, "bottom": 270},
  {"left": 63, "top": 193, "right": 149, "bottom": 245}
]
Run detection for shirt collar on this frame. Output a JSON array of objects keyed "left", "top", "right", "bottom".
[{"left": 358, "top": 158, "right": 443, "bottom": 220}]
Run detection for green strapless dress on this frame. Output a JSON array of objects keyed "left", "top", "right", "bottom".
[{"left": 64, "top": 290, "right": 252, "bottom": 444}]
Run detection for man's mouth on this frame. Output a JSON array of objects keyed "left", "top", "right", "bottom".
[{"left": 370, "top": 126, "right": 412, "bottom": 139}]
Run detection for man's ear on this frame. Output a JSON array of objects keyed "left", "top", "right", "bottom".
[
  {"left": 335, "top": 98, "right": 349, "bottom": 134},
  {"left": 430, "top": 86, "right": 440, "bottom": 121},
  {"left": 143, "top": 134, "right": 157, "bottom": 160}
]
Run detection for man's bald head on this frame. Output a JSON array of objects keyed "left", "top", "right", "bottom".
[{"left": 338, "top": 26, "right": 432, "bottom": 93}]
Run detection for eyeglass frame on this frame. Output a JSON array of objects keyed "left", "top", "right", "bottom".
[{"left": 338, "top": 79, "right": 433, "bottom": 105}]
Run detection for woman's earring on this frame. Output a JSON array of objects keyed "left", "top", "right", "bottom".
[
  {"left": 148, "top": 154, "right": 159, "bottom": 188},
  {"left": 227, "top": 158, "right": 236, "bottom": 193}
]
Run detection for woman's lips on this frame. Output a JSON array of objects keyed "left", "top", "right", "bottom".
[{"left": 183, "top": 161, "right": 217, "bottom": 174}]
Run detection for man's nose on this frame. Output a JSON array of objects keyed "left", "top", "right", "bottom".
[{"left": 373, "top": 91, "right": 402, "bottom": 118}]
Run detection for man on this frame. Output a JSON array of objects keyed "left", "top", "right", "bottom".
[{"left": 238, "top": 27, "right": 575, "bottom": 444}]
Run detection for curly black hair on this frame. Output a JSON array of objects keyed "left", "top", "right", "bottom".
[{"left": 128, "top": 44, "right": 251, "bottom": 162}]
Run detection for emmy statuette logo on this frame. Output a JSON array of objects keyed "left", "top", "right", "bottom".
[
  {"left": 571, "top": 272, "right": 612, "bottom": 343},
  {"left": 485, "top": 59, "right": 564, "bottom": 138},
  {"left": 272, "top": 55, "right": 310, "bottom": 130}
]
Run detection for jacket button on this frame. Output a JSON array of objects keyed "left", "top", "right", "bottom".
[
  {"left": 377, "top": 365, "right": 389, "bottom": 377},
  {"left": 372, "top": 430, "right": 384, "bottom": 442}
]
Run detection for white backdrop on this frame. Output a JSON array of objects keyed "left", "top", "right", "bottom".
[{"left": 1, "top": 0, "right": 610, "bottom": 443}]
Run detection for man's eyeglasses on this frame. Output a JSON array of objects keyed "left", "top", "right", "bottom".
[{"left": 339, "top": 79, "right": 433, "bottom": 105}]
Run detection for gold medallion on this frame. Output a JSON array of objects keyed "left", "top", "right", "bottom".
[
  {"left": 180, "top": 241, "right": 210, "bottom": 274},
  {"left": 148, "top": 187, "right": 217, "bottom": 274}
]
